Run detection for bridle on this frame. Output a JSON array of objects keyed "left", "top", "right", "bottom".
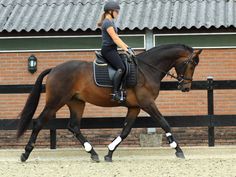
[
  {"left": 174, "top": 52, "right": 198, "bottom": 85},
  {"left": 137, "top": 52, "right": 198, "bottom": 85}
]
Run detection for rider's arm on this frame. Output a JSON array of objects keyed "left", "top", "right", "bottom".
[{"left": 107, "top": 27, "right": 128, "bottom": 51}]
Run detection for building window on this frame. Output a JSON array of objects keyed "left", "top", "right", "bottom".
[
  {"left": 154, "top": 33, "right": 236, "bottom": 48},
  {"left": 0, "top": 35, "right": 145, "bottom": 52}
]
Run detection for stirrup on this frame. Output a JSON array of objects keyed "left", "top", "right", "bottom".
[
  {"left": 111, "top": 91, "right": 125, "bottom": 102},
  {"left": 111, "top": 92, "right": 121, "bottom": 102}
]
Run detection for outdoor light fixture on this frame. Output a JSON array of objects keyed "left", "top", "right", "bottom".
[{"left": 28, "top": 55, "right": 37, "bottom": 74}]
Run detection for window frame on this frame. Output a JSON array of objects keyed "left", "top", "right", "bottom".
[
  {"left": 0, "top": 34, "right": 145, "bottom": 53},
  {"left": 154, "top": 33, "right": 236, "bottom": 49}
]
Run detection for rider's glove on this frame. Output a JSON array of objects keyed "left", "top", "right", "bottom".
[{"left": 126, "top": 47, "right": 136, "bottom": 57}]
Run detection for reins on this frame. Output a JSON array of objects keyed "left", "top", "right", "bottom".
[
  {"left": 135, "top": 52, "right": 196, "bottom": 83},
  {"left": 137, "top": 58, "right": 179, "bottom": 80}
]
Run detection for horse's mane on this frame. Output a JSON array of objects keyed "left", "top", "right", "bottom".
[{"left": 136, "top": 44, "right": 193, "bottom": 60}]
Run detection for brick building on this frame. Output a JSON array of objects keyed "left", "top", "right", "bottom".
[{"left": 0, "top": 0, "right": 236, "bottom": 148}]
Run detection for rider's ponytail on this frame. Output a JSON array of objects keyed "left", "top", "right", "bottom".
[{"left": 97, "top": 12, "right": 107, "bottom": 27}]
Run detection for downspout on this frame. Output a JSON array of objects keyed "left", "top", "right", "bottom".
[{"left": 145, "top": 28, "right": 156, "bottom": 134}]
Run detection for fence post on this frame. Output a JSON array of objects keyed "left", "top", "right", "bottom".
[
  {"left": 50, "top": 129, "right": 56, "bottom": 149},
  {"left": 50, "top": 115, "right": 57, "bottom": 149},
  {"left": 207, "top": 76, "right": 215, "bottom": 146}
]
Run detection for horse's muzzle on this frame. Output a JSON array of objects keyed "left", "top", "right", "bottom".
[
  {"left": 181, "top": 87, "right": 190, "bottom": 92},
  {"left": 178, "top": 83, "right": 191, "bottom": 92}
]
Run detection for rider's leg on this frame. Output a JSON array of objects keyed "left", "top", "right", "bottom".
[
  {"left": 101, "top": 46, "right": 125, "bottom": 101},
  {"left": 112, "top": 68, "right": 124, "bottom": 101}
]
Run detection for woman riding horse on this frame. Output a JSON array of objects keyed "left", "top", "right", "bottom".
[
  {"left": 97, "top": 1, "right": 135, "bottom": 102},
  {"left": 17, "top": 43, "right": 202, "bottom": 163}
]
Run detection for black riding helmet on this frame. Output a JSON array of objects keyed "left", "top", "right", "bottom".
[{"left": 104, "top": 1, "right": 120, "bottom": 11}]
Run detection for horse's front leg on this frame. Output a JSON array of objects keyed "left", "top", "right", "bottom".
[
  {"left": 142, "top": 101, "right": 185, "bottom": 159},
  {"left": 104, "top": 107, "right": 140, "bottom": 162}
]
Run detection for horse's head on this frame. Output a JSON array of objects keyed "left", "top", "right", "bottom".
[{"left": 174, "top": 49, "right": 202, "bottom": 92}]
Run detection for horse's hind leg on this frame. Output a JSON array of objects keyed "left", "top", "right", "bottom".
[
  {"left": 104, "top": 107, "right": 140, "bottom": 162},
  {"left": 21, "top": 106, "right": 56, "bottom": 162},
  {"left": 67, "top": 100, "right": 99, "bottom": 162}
]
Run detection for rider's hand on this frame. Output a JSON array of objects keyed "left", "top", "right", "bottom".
[{"left": 126, "top": 47, "right": 136, "bottom": 57}]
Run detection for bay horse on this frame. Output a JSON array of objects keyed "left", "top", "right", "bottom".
[{"left": 17, "top": 44, "right": 202, "bottom": 162}]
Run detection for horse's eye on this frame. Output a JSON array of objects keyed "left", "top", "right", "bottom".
[{"left": 190, "top": 66, "right": 194, "bottom": 70}]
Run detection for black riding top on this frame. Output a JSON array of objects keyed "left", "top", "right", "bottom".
[{"left": 102, "top": 19, "right": 118, "bottom": 47}]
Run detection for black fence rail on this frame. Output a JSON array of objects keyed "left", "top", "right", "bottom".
[{"left": 0, "top": 77, "right": 236, "bottom": 149}]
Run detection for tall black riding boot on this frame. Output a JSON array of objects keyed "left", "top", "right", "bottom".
[{"left": 112, "top": 69, "right": 123, "bottom": 101}]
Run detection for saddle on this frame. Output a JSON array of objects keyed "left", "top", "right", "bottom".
[{"left": 93, "top": 51, "right": 137, "bottom": 89}]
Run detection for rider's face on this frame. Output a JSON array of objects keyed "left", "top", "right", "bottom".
[{"left": 113, "top": 10, "right": 119, "bottom": 19}]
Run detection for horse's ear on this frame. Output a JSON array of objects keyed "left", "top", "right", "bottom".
[{"left": 194, "top": 49, "right": 203, "bottom": 56}]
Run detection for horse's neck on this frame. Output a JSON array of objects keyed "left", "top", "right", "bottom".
[
  {"left": 139, "top": 50, "right": 177, "bottom": 82},
  {"left": 155, "top": 56, "right": 175, "bottom": 80}
]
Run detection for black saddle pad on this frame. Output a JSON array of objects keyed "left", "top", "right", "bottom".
[{"left": 93, "top": 52, "right": 137, "bottom": 88}]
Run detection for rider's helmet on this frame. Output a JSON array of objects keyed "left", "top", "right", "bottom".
[{"left": 104, "top": 1, "right": 120, "bottom": 12}]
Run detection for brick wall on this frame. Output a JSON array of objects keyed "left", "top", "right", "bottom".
[{"left": 0, "top": 49, "right": 236, "bottom": 148}]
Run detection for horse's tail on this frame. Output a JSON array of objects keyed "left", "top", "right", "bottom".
[{"left": 17, "top": 68, "right": 52, "bottom": 139}]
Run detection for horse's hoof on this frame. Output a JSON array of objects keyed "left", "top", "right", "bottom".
[
  {"left": 91, "top": 154, "right": 100, "bottom": 163},
  {"left": 104, "top": 155, "right": 112, "bottom": 162},
  {"left": 175, "top": 151, "right": 185, "bottom": 159},
  {"left": 20, "top": 153, "right": 28, "bottom": 162}
]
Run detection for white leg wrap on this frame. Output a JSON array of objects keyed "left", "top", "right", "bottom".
[
  {"left": 170, "top": 141, "right": 177, "bottom": 148},
  {"left": 166, "top": 132, "right": 177, "bottom": 148},
  {"left": 84, "top": 142, "right": 92, "bottom": 152},
  {"left": 108, "top": 136, "right": 122, "bottom": 151}
]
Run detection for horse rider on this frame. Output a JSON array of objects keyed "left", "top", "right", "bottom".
[{"left": 97, "top": 0, "right": 135, "bottom": 102}]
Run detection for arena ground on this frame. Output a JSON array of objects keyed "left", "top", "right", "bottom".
[{"left": 0, "top": 146, "right": 235, "bottom": 177}]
